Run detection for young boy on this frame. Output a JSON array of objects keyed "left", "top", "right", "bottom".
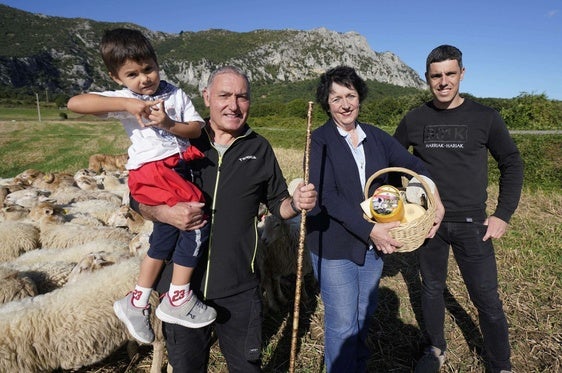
[{"left": 68, "top": 28, "right": 216, "bottom": 344}]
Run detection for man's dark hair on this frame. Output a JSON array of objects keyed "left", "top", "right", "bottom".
[
  {"left": 316, "top": 66, "right": 368, "bottom": 115},
  {"left": 100, "top": 28, "right": 158, "bottom": 76},
  {"left": 426, "top": 45, "right": 463, "bottom": 72}
]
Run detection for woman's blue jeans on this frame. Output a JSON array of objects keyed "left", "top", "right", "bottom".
[
  {"left": 310, "top": 249, "right": 383, "bottom": 372},
  {"left": 418, "top": 221, "right": 511, "bottom": 372}
]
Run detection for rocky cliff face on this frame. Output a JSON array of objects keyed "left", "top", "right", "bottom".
[
  {"left": 161, "top": 28, "right": 425, "bottom": 92},
  {"left": 0, "top": 5, "right": 426, "bottom": 96}
]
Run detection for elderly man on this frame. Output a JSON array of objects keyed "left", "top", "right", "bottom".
[{"left": 134, "top": 65, "right": 317, "bottom": 372}]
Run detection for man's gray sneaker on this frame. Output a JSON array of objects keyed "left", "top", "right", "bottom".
[
  {"left": 155, "top": 290, "right": 217, "bottom": 328},
  {"left": 414, "top": 346, "right": 446, "bottom": 373},
  {"left": 113, "top": 292, "right": 155, "bottom": 344}
]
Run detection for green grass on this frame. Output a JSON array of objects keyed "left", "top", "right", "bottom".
[
  {"left": 1, "top": 111, "right": 559, "bottom": 193},
  {"left": 0, "top": 117, "right": 129, "bottom": 177}
]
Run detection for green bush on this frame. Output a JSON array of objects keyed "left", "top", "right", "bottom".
[{"left": 500, "top": 93, "right": 562, "bottom": 130}]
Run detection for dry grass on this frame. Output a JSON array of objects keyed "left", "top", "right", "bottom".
[
  {"left": 1, "top": 120, "right": 558, "bottom": 373},
  {"left": 63, "top": 150, "right": 561, "bottom": 373}
]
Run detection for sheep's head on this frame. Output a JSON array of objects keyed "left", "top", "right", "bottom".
[
  {"left": 260, "top": 214, "right": 289, "bottom": 246},
  {"left": 13, "top": 169, "right": 44, "bottom": 186},
  {"left": 30, "top": 201, "right": 66, "bottom": 224},
  {"left": 107, "top": 205, "right": 132, "bottom": 228},
  {"left": 1, "top": 205, "right": 30, "bottom": 221},
  {"left": 74, "top": 174, "right": 100, "bottom": 191},
  {"left": 4, "top": 188, "right": 51, "bottom": 208},
  {"left": 66, "top": 251, "right": 116, "bottom": 283}
]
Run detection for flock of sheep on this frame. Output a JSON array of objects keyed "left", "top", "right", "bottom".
[{"left": 0, "top": 153, "right": 309, "bottom": 372}]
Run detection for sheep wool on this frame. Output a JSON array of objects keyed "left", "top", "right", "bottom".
[
  {"left": 0, "top": 267, "right": 37, "bottom": 304},
  {"left": 0, "top": 257, "right": 140, "bottom": 371},
  {"left": 0, "top": 221, "right": 40, "bottom": 262}
]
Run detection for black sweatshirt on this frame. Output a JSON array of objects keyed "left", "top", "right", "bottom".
[{"left": 394, "top": 99, "right": 524, "bottom": 223}]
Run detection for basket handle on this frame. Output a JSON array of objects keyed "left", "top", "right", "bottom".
[{"left": 364, "top": 167, "right": 435, "bottom": 209}]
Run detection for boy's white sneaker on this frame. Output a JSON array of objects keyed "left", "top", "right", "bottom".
[
  {"left": 155, "top": 290, "right": 216, "bottom": 328},
  {"left": 113, "top": 292, "right": 155, "bottom": 344}
]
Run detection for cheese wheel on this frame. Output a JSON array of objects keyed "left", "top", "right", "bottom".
[
  {"left": 370, "top": 185, "right": 405, "bottom": 223},
  {"left": 403, "top": 203, "right": 426, "bottom": 223}
]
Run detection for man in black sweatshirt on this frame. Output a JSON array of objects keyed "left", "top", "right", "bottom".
[{"left": 394, "top": 45, "right": 523, "bottom": 373}]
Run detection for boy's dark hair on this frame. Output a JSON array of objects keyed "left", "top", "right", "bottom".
[
  {"left": 316, "top": 66, "right": 368, "bottom": 115},
  {"left": 100, "top": 28, "right": 158, "bottom": 76},
  {"left": 426, "top": 45, "right": 463, "bottom": 72}
]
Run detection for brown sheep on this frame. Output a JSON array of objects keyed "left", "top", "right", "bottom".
[{"left": 88, "top": 153, "right": 128, "bottom": 173}]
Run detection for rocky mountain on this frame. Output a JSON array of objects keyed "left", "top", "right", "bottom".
[{"left": 0, "top": 4, "right": 426, "bottom": 98}]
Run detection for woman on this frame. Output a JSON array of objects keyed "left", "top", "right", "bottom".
[{"left": 306, "top": 66, "right": 443, "bottom": 372}]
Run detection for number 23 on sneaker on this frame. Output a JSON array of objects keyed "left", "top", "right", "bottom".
[
  {"left": 113, "top": 292, "right": 155, "bottom": 344},
  {"left": 156, "top": 290, "right": 217, "bottom": 328}
]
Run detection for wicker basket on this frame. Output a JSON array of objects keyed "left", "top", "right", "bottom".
[{"left": 364, "top": 167, "right": 436, "bottom": 253}]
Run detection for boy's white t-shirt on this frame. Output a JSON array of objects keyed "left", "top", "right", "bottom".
[{"left": 92, "top": 81, "right": 204, "bottom": 170}]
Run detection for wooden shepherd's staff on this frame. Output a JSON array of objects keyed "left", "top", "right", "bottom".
[{"left": 289, "top": 101, "right": 314, "bottom": 373}]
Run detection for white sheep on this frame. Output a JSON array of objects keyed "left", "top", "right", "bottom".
[
  {"left": 13, "top": 169, "right": 75, "bottom": 192},
  {"left": 48, "top": 185, "right": 123, "bottom": 206},
  {"left": 0, "top": 205, "right": 30, "bottom": 221},
  {"left": 73, "top": 168, "right": 129, "bottom": 196},
  {"left": 0, "top": 256, "right": 165, "bottom": 373},
  {"left": 24, "top": 199, "right": 102, "bottom": 227},
  {"left": 73, "top": 170, "right": 102, "bottom": 191},
  {"left": 98, "top": 171, "right": 130, "bottom": 195},
  {"left": 0, "top": 256, "right": 132, "bottom": 371},
  {"left": 10, "top": 240, "right": 129, "bottom": 269},
  {"left": 27, "top": 197, "right": 125, "bottom": 233},
  {"left": 0, "top": 251, "right": 116, "bottom": 303},
  {"left": 3, "top": 187, "right": 52, "bottom": 208},
  {"left": 65, "top": 251, "right": 120, "bottom": 284},
  {"left": 1, "top": 261, "right": 76, "bottom": 295},
  {"left": 0, "top": 165, "right": 166, "bottom": 372},
  {"left": 27, "top": 199, "right": 93, "bottom": 226},
  {"left": 63, "top": 198, "right": 122, "bottom": 224},
  {"left": 108, "top": 204, "right": 153, "bottom": 234},
  {"left": 129, "top": 231, "right": 151, "bottom": 257},
  {"left": 2, "top": 238, "right": 129, "bottom": 295},
  {"left": 257, "top": 213, "right": 313, "bottom": 312},
  {"left": 39, "top": 221, "right": 133, "bottom": 249},
  {"left": 0, "top": 266, "right": 37, "bottom": 304},
  {"left": 0, "top": 220, "right": 40, "bottom": 262},
  {"left": 31, "top": 203, "right": 132, "bottom": 249}
]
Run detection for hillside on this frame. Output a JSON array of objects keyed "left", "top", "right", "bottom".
[{"left": 0, "top": 4, "right": 425, "bottom": 98}]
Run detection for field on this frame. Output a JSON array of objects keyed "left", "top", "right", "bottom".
[{"left": 1, "top": 114, "right": 561, "bottom": 372}]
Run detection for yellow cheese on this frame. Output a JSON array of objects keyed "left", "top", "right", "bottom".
[
  {"left": 403, "top": 203, "right": 426, "bottom": 223},
  {"left": 370, "top": 185, "right": 405, "bottom": 223}
]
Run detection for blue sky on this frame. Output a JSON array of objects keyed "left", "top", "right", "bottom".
[{"left": 2, "top": 0, "right": 561, "bottom": 99}]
